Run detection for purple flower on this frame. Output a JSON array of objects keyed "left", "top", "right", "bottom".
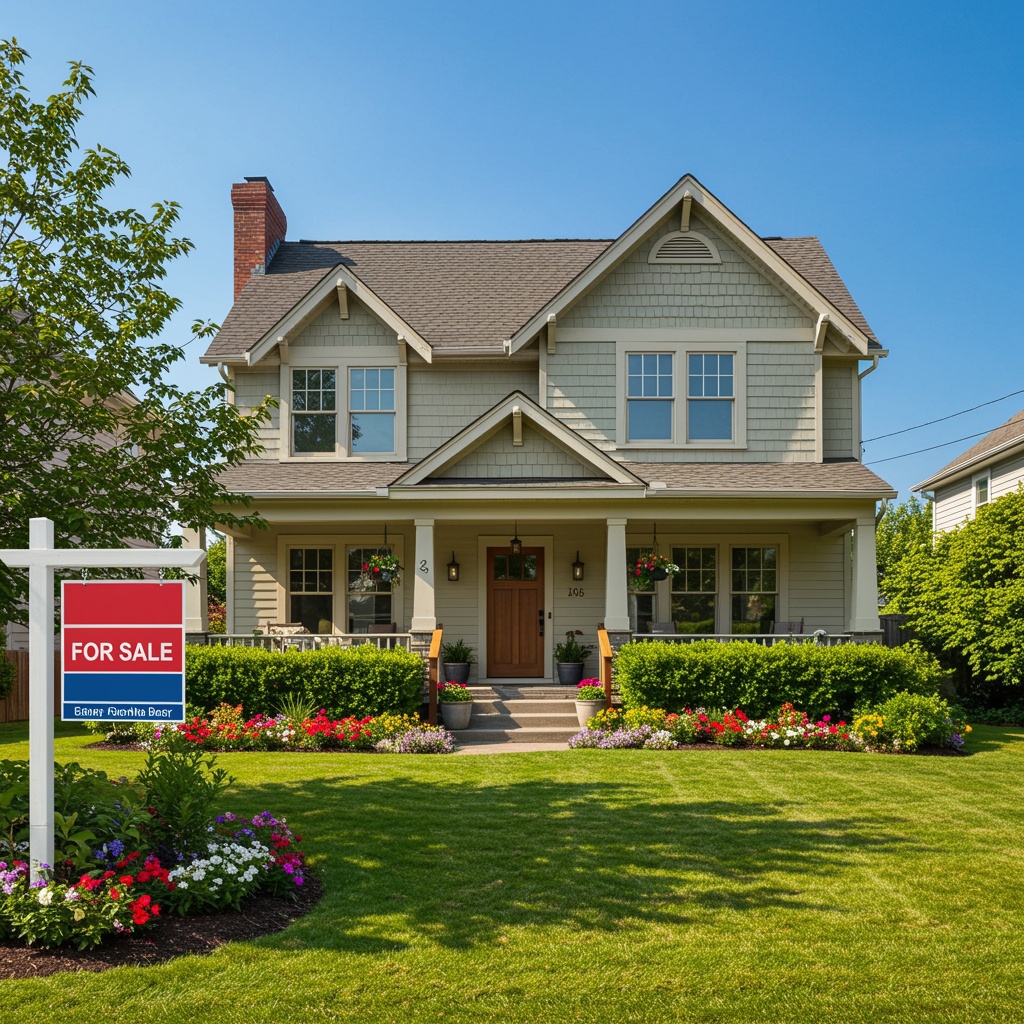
[{"left": 109, "top": 840, "right": 124, "bottom": 858}]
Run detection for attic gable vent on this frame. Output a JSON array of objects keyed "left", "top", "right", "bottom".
[{"left": 648, "top": 230, "right": 721, "bottom": 265}]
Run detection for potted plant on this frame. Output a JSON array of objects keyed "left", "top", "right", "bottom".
[
  {"left": 629, "top": 552, "right": 679, "bottom": 589},
  {"left": 554, "top": 630, "right": 594, "bottom": 686},
  {"left": 440, "top": 639, "right": 475, "bottom": 685},
  {"left": 574, "top": 678, "right": 607, "bottom": 727},
  {"left": 438, "top": 681, "right": 474, "bottom": 730}
]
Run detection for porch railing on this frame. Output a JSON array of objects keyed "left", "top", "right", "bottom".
[
  {"left": 207, "top": 632, "right": 414, "bottom": 652},
  {"left": 597, "top": 628, "right": 614, "bottom": 710},
  {"left": 628, "top": 631, "right": 855, "bottom": 647},
  {"left": 427, "top": 627, "right": 443, "bottom": 726}
]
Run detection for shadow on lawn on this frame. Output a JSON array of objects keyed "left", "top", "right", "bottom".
[{"left": 230, "top": 772, "right": 918, "bottom": 953}]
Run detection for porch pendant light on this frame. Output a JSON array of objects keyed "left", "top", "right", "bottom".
[
  {"left": 447, "top": 551, "right": 460, "bottom": 582},
  {"left": 510, "top": 522, "right": 522, "bottom": 556},
  {"left": 571, "top": 551, "right": 585, "bottom": 581}
]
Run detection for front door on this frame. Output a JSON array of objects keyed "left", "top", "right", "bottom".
[{"left": 486, "top": 547, "right": 545, "bottom": 677}]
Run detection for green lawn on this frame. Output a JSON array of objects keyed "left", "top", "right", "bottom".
[{"left": 1, "top": 723, "right": 1023, "bottom": 1023}]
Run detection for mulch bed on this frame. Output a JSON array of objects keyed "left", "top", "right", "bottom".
[{"left": 0, "top": 874, "right": 322, "bottom": 980}]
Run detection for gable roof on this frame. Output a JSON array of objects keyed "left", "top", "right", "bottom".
[
  {"left": 392, "top": 391, "right": 645, "bottom": 488},
  {"left": 202, "top": 176, "right": 881, "bottom": 364},
  {"left": 915, "top": 407, "right": 1024, "bottom": 491}
]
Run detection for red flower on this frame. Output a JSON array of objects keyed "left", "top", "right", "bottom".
[
  {"left": 119, "top": 874, "right": 134, "bottom": 886},
  {"left": 110, "top": 888, "right": 121, "bottom": 899}
]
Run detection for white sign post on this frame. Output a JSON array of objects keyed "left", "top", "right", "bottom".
[{"left": 0, "top": 517, "right": 205, "bottom": 881}]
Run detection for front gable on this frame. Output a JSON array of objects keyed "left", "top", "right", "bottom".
[{"left": 392, "top": 392, "right": 644, "bottom": 488}]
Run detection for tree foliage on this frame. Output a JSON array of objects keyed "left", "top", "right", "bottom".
[
  {"left": 876, "top": 496, "right": 933, "bottom": 601},
  {"left": 0, "top": 40, "right": 271, "bottom": 623},
  {"left": 206, "top": 537, "right": 226, "bottom": 604},
  {"left": 886, "top": 489, "right": 1024, "bottom": 691}
]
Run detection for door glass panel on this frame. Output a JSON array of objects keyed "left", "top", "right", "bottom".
[
  {"left": 493, "top": 555, "right": 507, "bottom": 581},
  {"left": 523, "top": 555, "right": 538, "bottom": 581},
  {"left": 508, "top": 554, "right": 523, "bottom": 580}
]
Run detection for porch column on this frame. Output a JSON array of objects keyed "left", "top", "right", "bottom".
[
  {"left": 411, "top": 518, "right": 436, "bottom": 631},
  {"left": 604, "top": 518, "right": 630, "bottom": 631},
  {"left": 849, "top": 516, "right": 880, "bottom": 632},
  {"left": 182, "top": 528, "right": 208, "bottom": 634}
]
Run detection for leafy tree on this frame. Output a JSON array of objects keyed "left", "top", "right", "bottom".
[
  {"left": 876, "top": 496, "right": 933, "bottom": 602},
  {"left": 0, "top": 39, "right": 271, "bottom": 623},
  {"left": 886, "top": 489, "right": 1024, "bottom": 695},
  {"left": 206, "top": 537, "right": 226, "bottom": 605}
]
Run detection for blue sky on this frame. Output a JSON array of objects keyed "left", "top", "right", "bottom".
[{"left": 6, "top": 0, "right": 1023, "bottom": 496}]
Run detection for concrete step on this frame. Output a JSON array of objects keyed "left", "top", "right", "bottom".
[
  {"left": 472, "top": 698, "right": 577, "bottom": 715},
  {"left": 466, "top": 711, "right": 580, "bottom": 730},
  {"left": 454, "top": 725, "right": 580, "bottom": 744}
]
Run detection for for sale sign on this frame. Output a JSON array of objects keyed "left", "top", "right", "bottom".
[{"left": 61, "top": 581, "right": 186, "bottom": 722}]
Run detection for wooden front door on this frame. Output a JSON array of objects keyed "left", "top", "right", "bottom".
[{"left": 486, "top": 547, "right": 545, "bottom": 677}]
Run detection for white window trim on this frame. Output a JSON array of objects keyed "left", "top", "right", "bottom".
[
  {"left": 275, "top": 534, "right": 406, "bottom": 632},
  {"left": 627, "top": 533, "right": 787, "bottom": 633},
  {"left": 279, "top": 348, "right": 407, "bottom": 461},
  {"left": 615, "top": 340, "right": 747, "bottom": 450},
  {"left": 972, "top": 470, "right": 991, "bottom": 516}
]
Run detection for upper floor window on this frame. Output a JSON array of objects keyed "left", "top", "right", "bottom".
[
  {"left": 349, "top": 368, "right": 396, "bottom": 454},
  {"left": 626, "top": 353, "right": 673, "bottom": 441},
  {"left": 974, "top": 472, "right": 990, "bottom": 512},
  {"left": 292, "top": 369, "right": 336, "bottom": 453},
  {"left": 687, "top": 353, "right": 733, "bottom": 441}
]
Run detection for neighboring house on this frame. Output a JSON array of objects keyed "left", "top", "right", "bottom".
[
  {"left": 200, "top": 174, "right": 894, "bottom": 681},
  {"left": 915, "top": 407, "right": 1024, "bottom": 534}
]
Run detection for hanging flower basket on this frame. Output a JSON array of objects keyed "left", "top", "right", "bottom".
[
  {"left": 357, "top": 552, "right": 403, "bottom": 589},
  {"left": 629, "top": 552, "right": 679, "bottom": 591}
]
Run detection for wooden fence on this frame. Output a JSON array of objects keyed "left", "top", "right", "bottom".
[
  {"left": 0, "top": 650, "right": 62, "bottom": 724},
  {"left": 878, "top": 614, "right": 912, "bottom": 648}
]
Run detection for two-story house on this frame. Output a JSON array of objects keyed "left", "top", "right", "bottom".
[
  {"left": 915, "top": 407, "right": 1024, "bottom": 534},
  {"left": 200, "top": 174, "right": 894, "bottom": 681}
]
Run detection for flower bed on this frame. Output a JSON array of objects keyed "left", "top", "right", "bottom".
[
  {"left": 569, "top": 694, "right": 971, "bottom": 754},
  {"left": 0, "top": 750, "right": 310, "bottom": 951},
  {"left": 88, "top": 704, "right": 455, "bottom": 754}
]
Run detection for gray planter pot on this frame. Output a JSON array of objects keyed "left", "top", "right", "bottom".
[
  {"left": 440, "top": 701, "right": 473, "bottom": 730},
  {"left": 444, "top": 662, "right": 471, "bottom": 685},
  {"left": 557, "top": 662, "right": 586, "bottom": 686},
  {"left": 575, "top": 699, "right": 607, "bottom": 729}
]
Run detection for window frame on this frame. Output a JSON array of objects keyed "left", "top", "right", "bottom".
[
  {"left": 972, "top": 470, "right": 991, "bottom": 515},
  {"left": 616, "top": 340, "right": 746, "bottom": 450},
  {"left": 275, "top": 534, "right": 405, "bottom": 633},
  {"left": 280, "top": 351, "right": 407, "bottom": 461}
]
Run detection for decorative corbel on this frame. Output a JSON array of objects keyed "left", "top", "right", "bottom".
[
  {"left": 396, "top": 334, "right": 408, "bottom": 365},
  {"left": 546, "top": 314, "right": 557, "bottom": 354},
  {"left": 277, "top": 336, "right": 289, "bottom": 364},
  {"left": 336, "top": 279, "right": 349, "bottom": 319},
  {"left": 680, "top": 190, "right": 692, "bottom": 232},
  {"left": 813, "top": 313, "right": 830, "bottom": 353},
  {"left": 512, "top": 405, "right": 523, "bottom": 446}
]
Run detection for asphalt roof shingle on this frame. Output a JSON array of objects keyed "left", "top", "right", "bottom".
[
  {"left": 203, "top": 233, "right": 880, "bottom": 361},
  {"left": 916, "top": 407, "right": 1024, "bottom": 489},
  {"left": 217, "top": 458, "right": 894, "bottom": 497}
]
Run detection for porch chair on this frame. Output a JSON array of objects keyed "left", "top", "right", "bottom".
[
  {"left": 769, "top": 618, "right": 805, "bottom": 635},
  {"left": 646, "top": 621, "right": 679, "bottom": 635}
]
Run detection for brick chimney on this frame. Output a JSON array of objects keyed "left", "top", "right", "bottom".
[{"left": 231, "top": 176, "right": 287, "bottom": 300}]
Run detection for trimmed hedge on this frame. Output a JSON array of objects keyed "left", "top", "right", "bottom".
[
  {"left": 184, "top": 644, "right": 425, "bottom": 717},
  {"left": 615, "top": 640, "right": 946, "bottom": 719}
]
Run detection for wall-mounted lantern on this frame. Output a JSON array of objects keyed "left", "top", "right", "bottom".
[
  {"left": 571, "top": 551, "right": 585, "bottom": 581},
  {"left": 447, "top": 552, "right": 460, "bottom": 582}
]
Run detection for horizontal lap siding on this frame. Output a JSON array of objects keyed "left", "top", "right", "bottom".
[
  {"left": 992, "top": 452, "right": 1024, "bottom": 500},
  {"left": 233, "top": 371, "right": 280, "bottom": 452},
  {"left": 439, "top": 423, "right": 602, "bottom": 479},
  {"left": 407, "top": 364, "right": 538, "bottom": 461},
  {"left": 787, "top": 526, "right": 847, "bottom": 633},
  {"left": 232, "top": 535, "right": 279, "bottom": 634},
  {"left": 823, "top": 363, "right": 854, "bottom": 460},
  {"left": 933, "top": 480, "right": 973, "bottom": 534}
]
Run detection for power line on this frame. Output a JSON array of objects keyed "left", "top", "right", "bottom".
[
  {"left": 865, "top": 427, "right": 997, "bottom": 466},
  {"left": 861, "top": 387, "right": 1024, "bottom": 444}
]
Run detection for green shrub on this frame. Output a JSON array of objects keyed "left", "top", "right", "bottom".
[
  {"left": 853, "top": 692, "right": 960, "bottom": 752},
  {"left": 184, "top": 643, "right": 424, "bottom": 717},
  {"left": 0, "top": 634, "right": 14, "bottom": 702},
  {"left": 614, "top": 640, "right": 946, "bottom": 719}
]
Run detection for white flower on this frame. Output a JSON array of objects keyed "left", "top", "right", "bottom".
[
  {"left": 37, "top": 888, "right": 53, "bottom": 905},
  {"left": 177, "top": 881, "right": 188, "bottom": 889},
  {"left": 784, "top": 739, "right": 791, "bottom": 746}
]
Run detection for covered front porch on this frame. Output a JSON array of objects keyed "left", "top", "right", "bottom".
[{"left": 216, "top": 499, "right": 882, "bottom": 685}]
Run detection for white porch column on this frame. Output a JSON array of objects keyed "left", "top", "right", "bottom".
[
  {"left": 411, "top": 518, "right": 436, "bottom": 631},
  {"left": 182, "top": 528, "right": 208, "bottom": 633},
  {"left": 849, "top": 516, "right": 880, "bottom": 631},
  {"left": 604, "top": 518, "right": 630, "bottom": 631}
]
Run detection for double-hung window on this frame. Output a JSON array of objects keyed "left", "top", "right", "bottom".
[
  {"left": 731, "top": 546, "right": 777, "bottom": 634},
  {"left": 349, "top": 368, "right": 395, "bottom": 454},
  {"left": 626, "top": 353, "right": 673, "bottom": 442},
  {"left": 671, "top": 547, "right": 717, "bottom": 634},
  {"left": 292, "top": 370, "right": 337, "bottom": 453},
  {"left": 687, "top": 353, "right": 734, "bottom": 441},
  {"left": 288, "top": 548, "right": 334, "bottom": 633}
]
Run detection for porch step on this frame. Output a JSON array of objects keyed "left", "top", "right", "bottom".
[{"left": 445, "top": 693, "right": 584, "bottom": 745}]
